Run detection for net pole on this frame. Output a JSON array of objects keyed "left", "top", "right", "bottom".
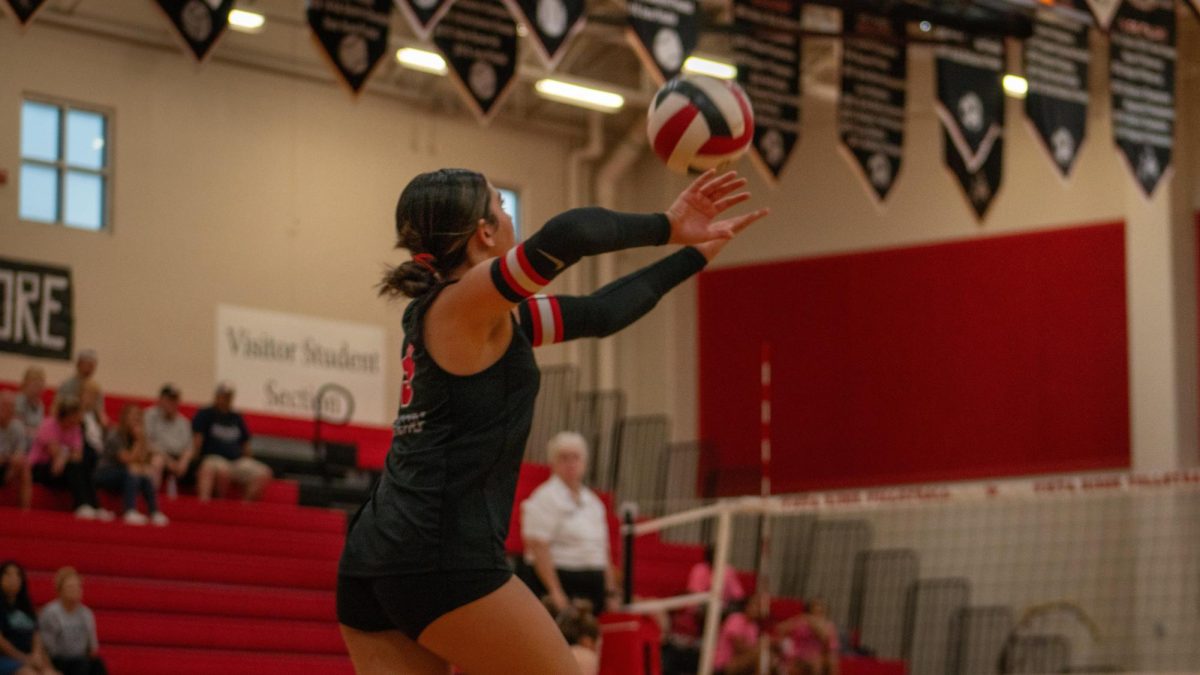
[
  {"left": 756, "top": 342, "right": 773, "bottom": 674},
  {"left": 698, "top": 506, "right": 734, "bottom": 675}
]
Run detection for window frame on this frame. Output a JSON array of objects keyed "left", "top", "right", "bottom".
[
  {"left": 19, "top": 94, "right": 115, "bottom": 232},
  {"left": 496, "top": 185, "right": 521, "bottom": 241}
]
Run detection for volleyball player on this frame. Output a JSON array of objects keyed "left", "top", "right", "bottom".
[{"left": 337, "top": 167, "right": 768, "bottom": 674}]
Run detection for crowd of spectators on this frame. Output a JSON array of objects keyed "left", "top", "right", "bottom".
[
  {"left": 1, "top": 351, "right": 275, "bottom": 524},
  {"left": 0, "top": 561, "right": 106, "bottom": 675}
]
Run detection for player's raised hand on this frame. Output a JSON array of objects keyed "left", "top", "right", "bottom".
[
  {"left": 692, "top": 206, "right": 770, "bottom": 261},
  {"left": 666, "top": 169, "right": 753, "bottom": 245}
]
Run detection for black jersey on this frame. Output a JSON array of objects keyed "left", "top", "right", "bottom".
[{"left": 339, "top": 283, "right": 540, "bottom": 576}]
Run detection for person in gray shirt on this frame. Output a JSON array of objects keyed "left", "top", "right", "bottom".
[
  {"left": 14, "top": 366, "right": 46, "bottom": 438},
  {"left": 143, "top": 385, "right": 192, "bottom": 490},
  {"left": 54, "top": 350, "right": 108, "bottom": 427},
  {"left": 0, "top": 392, "right": 31, "bottom": 510},
  {"left": 38, "top": 567, "right": 106, "bottom": 675}
]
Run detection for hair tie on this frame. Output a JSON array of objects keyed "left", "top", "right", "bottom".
[{"left": 413, "top": 253, "right": 439, "bottom": 275}]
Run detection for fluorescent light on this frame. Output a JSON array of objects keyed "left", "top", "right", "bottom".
[
  {"left": 1002, "top": 74, "right": 1028, "bottom": 99},
  {"left": 683, "top": 56, "right": 737, "bottom": 80},
  {"left": 228, "top": 9, "right": 265, "bottom": 33},
  {"left": 534, "top": 79, "right": 625, "bottom": 112},
  {"left": 396, "top": 47, "right": 447, "bottom": 75}
]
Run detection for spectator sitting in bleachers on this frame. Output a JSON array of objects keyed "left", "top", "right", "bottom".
[
  {"left": 687, "top": 544, "right": 747, "bottom": 607},
  {"left": 0, "top": 392, "right": 32, "bottom": 510},
  {"left": 38, "top": 568, "right": 105, "bottom": 675},
  {"left": 542, "top": 597, "right": 601, "bottom": 675},
  {"left": 521, "top": 431, "right": 620, "bottom": 614},
  {"left": 142, "top": 385, "right": 191, "bottom": 495},
  {"left": 0, "top": 561, "right": 57, "bottom": 675},
  {"left": 714, "top": 591, "right": 770, "bottom": 675},
  {"left": 191, "top": 383, "right": 271, "bottom": 502},
  {"left": 75, "top": 385, "right": 104, "bottom": 473},
  {"left": 13, "top": 368, "right": 46, "bottom": 436},
  {"left": 53, "top": 351, "right": 107, "bottom": 428},
  {"left": 777, "top": 598, "right": 839, "bottom": 675},
  {"left": 29, "top": 399, "right": 111, "bottom": 521},
  {"left": 95, "top": 405, "right": 168, "bottom": 527}
]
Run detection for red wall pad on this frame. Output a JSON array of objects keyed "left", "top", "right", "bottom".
[{"left": 699, "top": 222, "right": 1130, "bottom": 494}]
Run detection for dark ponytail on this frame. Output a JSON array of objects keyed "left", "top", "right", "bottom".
[{"left": 379, "top": 168, "right": 495, "bottom": 299}]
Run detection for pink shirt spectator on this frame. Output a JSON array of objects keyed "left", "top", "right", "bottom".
[
  {"left": 713, "top": 612, "right": 759, "bottom": 670},
  {"left": 786, "top": 616, "right": 839, "bottom": 662},
  {"left": 28, "top": 418, "right": 83, "bottom": 466},
  {"left": 687, "top": 562, "right": 746, "bottom": 603}
]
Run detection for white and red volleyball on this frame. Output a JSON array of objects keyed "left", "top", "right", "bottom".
[{"left": 647, "top": 75, "right": 755, "bottom": 174}]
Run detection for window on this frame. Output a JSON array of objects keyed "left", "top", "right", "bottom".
[
  {"left": 498, "top": 187, "right": 520, "bottom": 239},
  {"left": 20, "top": 99, "right": 111, "bottom": 231}
]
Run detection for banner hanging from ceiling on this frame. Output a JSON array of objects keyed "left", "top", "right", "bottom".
[
  {"left": 732, "top": 0, "right": 800, "bottom": 182},
  {"left": 1109, "top": 0, "right": 1176, "bottom": 198},
  {"left": 626, "top": 0, "right": 697, "bottom": 83},
  {"left": 434, "top": 0, "right": 520, "bottom": 122},
  {"left": 1024, "top": 9, "right": 1090, "bottom": 179},
  {"left": 838, "top": 11, "right": 906, "bottom": 203},
  {"left": 3, "top": 0, "right": 50, "bottom": 28},
  {"left": 502, "top": 0, "right": 586, "bottom": 69},
  {"left": 155, "top": 0, "right": 235, "bottom": 61},
  {"left": 394, "top": 0, "right": 454, "bottom": 40},
  {"left": 935, "top": 31, "right": 1005, "bottom": 220},
  {"left": 308, "top": 0, "right": 393, "bottom": 95}
]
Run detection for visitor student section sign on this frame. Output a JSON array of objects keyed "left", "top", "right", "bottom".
[{"left": 215, "top": 304, "right": 387, "bottom": 425}]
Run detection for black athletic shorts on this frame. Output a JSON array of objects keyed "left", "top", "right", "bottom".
[{"left": 336, "top": 569, "right": 512, "bottom": 640}]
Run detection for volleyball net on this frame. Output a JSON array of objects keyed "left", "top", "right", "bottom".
[{"left": 620, "top": 468, "right": 1200, "bottom": 675}]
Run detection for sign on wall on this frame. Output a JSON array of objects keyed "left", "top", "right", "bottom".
[
  {"left": 154, "top": 0, "right": 235, "bottom": 62},
  {"left": 0, "top": 257, "right": 73, "bottom": 361},
  {"left": 216, "top": 305, "right": 387, "bottom": 426},
  {"left": 626, "top": 0, "right": 697, "bottom": 83},
  {"left": 1024, "top": 10, "right": 1090, "bottom": 179},
  {"left": 308, "top": 0, "right": 393, "bottom": 95},
  {"left": 433, "top": 0, "right": 520, "bottom": 122},
  {"left": 3, "top": 0, "right": 50, "bottom": 27},
  {"left": 838, "top": 11, "right": 906, "bottom": 202},
  {"left": 733, "top": 0, "right": 801, "bottom": 182},
  {"left": 1110, "top": 0, "right": 1176, "bottom": 198}
]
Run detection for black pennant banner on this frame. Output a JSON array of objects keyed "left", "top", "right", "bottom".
[
  {"left": 155, "top": 0, "right": 235, "bottom": 61},
  {"left": 1110, "top": 0, "right": 1176, "bottom": 198},
  {"left": 935, "top": 32, "right": 1005, "bottom": 220},
  {"left": 308, "top": 0, "right": 392, "bottom": 95},
  {"left": 3, "top": 0, "right": 50, "bottom": 27},
  {"left": 394, "top": 0, "right": 453, "bottom": 41},
  {"left": 434, "top": 0, "right": 519, "bottom": 122},
  {"left": 1024, "top": 10, "right": 1090, "bottom": 179},
  {"left": 732, "top": 0, "right": 800, "bottom": 182},
  {"left": 626, "top": 0, "right": 698, "bottom": 83},
  {"left": 838, "top": 11, "right": 906, "bottom": 203},
  {"left": 502, "top": 0, "right": 586, "bottom": 68}
]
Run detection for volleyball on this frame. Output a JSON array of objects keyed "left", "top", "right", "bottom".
[{"left": 647, "top": 74, "right": 755, "bottom": 174}]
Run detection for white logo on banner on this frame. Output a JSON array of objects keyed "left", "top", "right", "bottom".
[
  {"left": 469, "top": 60, "right": 498, "bottom": 99},
  {"left": 339, "top": 35, "right": 371, "bottom": 75},
  {"left": 1051, "top": 127, "right": 1075, "bottom": 168},
  {"left": 182, "top": 0, "right": 213, "bottom": 40},
  {"left": 215, "top": 304, "right": 387, "bottom": 425},
  {"left": 958, "top": 92, "right": 984, "bottom": 133},
  {"left": 653, "top": 28, "right": 683, "bottom": 71},
  {"left": 868, "top": 153, "right": 891, "bottom": 189},
  {"left": 537, "top": 0, "right": 567, "bottom": 37}
]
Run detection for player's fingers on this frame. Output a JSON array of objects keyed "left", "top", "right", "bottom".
[
  {"left": 706, "top": 177, "right": 748, "bottom": 202},
  {"left": 728, "top": 208, "right": 770, "bottom": 234},
  {"left": 687, "top": 168, "right": 718, "bottom": 194},
  {"left": 701, "top": 171, "right": 740, "bottom": 195},
  {"left": 711, "top": 191, "right": 752, "bottom": 213}
]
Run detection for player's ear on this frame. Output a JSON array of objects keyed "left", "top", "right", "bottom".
[{"left": 476, "top": 218, "right": 498, "bottom": 247}]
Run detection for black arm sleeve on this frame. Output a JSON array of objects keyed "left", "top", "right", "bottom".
[
  {"left": 492, "top": 208, "right": 671, "bottom": 302},
  {"left": 516, "top": 247, "right": 707, "bottom": 345}
]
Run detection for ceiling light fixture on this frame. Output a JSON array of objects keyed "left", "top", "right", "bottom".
[
  {"left": 534, "top": 79, "right": 625, "bottom": 112},
  {"left": 396, "top": 47, "right": 448, "bottom": 75}
]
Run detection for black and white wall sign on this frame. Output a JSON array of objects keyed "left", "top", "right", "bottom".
[
  {"left": 502, "top": 0, "right": 586, "bottom": 68},
  {"left": 3, "top": 0, "right": 50, "bottom": 27},
  {"left": 308, "top": 0, "right": 392, "bottom": 94},
  {"left": 626, "top": 0, "right": 698, "bottom": 83},
  {"left": 155, "top": 0, "right": 235, "bottom": 61},
  {"left": 1024, "top": 10, "right": 1090, "bottom": 178},
  {"left": 434, "top": 0, "right": 519, "bottom": 122},
  {"left": 0, "top": 257, "right": 73, "bottom": 361},
  {"left": 1110, "top": 0, "right": 1176, "bottom": 198},
  {"left": 935, "top": 32, "right": 1005, "bottom": 220},
  {"left": 394, "top": 0, "right": 454, "bottom": 40},
  {"left": 838, "top": 11, "right": 906, "bottom": 202},
  {"left": 732, "top": 0, "right": 800, "bottom": 182}
]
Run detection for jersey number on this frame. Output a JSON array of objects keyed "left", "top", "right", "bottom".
[{"left": 400, "top": 343, "right": 416, "bottom": 408}]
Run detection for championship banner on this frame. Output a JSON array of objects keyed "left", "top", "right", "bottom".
[
  {"left": 502, "top": 0, "right": 586, "bottom": 69},
  {"left": 626, "top": 0, "right": 698, "bottom": 83},
  {"left": 308, "top": 0, "right": 392, "bottom": 95},
  {"left": 155, "top": 0, "right": 235, "bottom": 61},
  {"left": 394, "top": 0, "right": 454, "bottom": 40},
  {"left": 935, "top": 32, "right": 1005, "bottom": 220},
  {"left": 1110, "top": 0, "right": 1176, "bottom": 198},
  {"left": 0, "top": 257, "right": 73, "bottom": 361},
  {"left": 433, "top": 0, "right": 519, "bottom": 122},
  {"left": 732, "top": 0, "right": 800, "bottom": 182},
  {"left": 3, "top": 0, "right": 50, "bottom": 27},
  {"left": 1083, "top": 0, "right": 1120, "bottom": 29},
  {"left": 216, "top": 305, "right": 387, "bottom": 426},
  {"left": 1024, "top": 10, "right": 1090, "bottom": 178},
  {"left": 838, "top": 11, "right": 906, "bottom": 203}
]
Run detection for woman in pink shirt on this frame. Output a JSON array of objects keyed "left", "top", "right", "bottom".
[
  {"left": 29, "top": 398, "right": 109, "bottom": 520},
  {"left": 778, "top": 598, "right": 839, "bottom": 675},
  {"left": 686, "top": 545, "right": 747, "bottom": 605},
  {"left": 713, "top": 592, "right": 769, "bottom": 675}
]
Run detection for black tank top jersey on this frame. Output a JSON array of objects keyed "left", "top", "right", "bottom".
[{"left": 339, "top": 284, "right": 540, "bottom": 577}]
